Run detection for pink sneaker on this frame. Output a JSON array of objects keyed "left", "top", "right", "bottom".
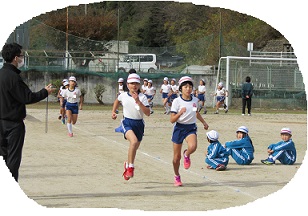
[
  {"left": 183, "top": 149, "right": 191, "bottom": 169},
  {"left": 68, "top": 133, "right": 73, "bottom": 137},
  {"left": 216, "top": 164, "right": 226, "bottom": 171},
  {"left": 174, "top": 175, "right": 182, "bottom": 186}
]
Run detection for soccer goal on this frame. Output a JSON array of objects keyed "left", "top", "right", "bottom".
[{"left": 215, "top": 55, "right": 304, "bottom": 108}]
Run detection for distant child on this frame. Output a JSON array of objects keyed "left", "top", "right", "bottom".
[
  {"left": 205, "top": 130, "right": 229, "bottom": 171},
  {"left": 225, "top": 126, "right": 254, "bottom": 165},
  {"left": 213, "top": 82, "right": 228, "bottom": 114},
  {"left": 261, "top": 128, "right": 296, "bottom": 165},
  {"left": 160, "top": 77, "right": 171, "bottom": 114},
  {"left": 112, "top": 73, "right": 150, "bottom": 180},
  {"left": 144, "top": 80, "right": 156, "bottom": 114},
  {"left": 197, "top": 78, "right": 207, "bottom": 114},
  {"left": 142, "top": 78, "right": 148, "bottom": 93},
  {"left": 57, "top": 79, "right": 68, "bottom": 122},
  {"left": 117, "top": 78, "right": 125, "bottom": 96},
  {"left": 62, "top": 76, "right": 83, "bottom": 137},
  {"left": 170, "top": 76, "right": 209, "bottom": 186}
]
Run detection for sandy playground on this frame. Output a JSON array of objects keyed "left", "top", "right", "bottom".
[{"left": 16, "top": 104, "right": 307, "bottom": 211}]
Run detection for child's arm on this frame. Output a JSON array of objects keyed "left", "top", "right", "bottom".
[
  {"left": 170, "top": 107, "right": 185, "bottom": 124},
  {"left": 196, "top": 111, "right": 209, "bottom": 130},
  {"left": 111, "top": 99, "right": 120, "bottom": 119},
  {"left": 79, "top": 95, "right": 83, "bottom": 110}
]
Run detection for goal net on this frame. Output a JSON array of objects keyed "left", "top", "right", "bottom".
[{"left": 216, "top": 56, "right": 305, "bottom": 109}]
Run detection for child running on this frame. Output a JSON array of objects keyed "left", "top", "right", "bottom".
[
  {"left": 57, "top": 79, "right": 68, "bottom": 121},
  {"left": 197, "top": 78, "right": 207, "bottom": 114},
  {"left": 225, "top": 126, "right": 254, "bottom": 165},
  {"left": 170, "top": 76, "right": 209, "bottom": 186},
  {"left": 160, "top": 77, "right": 171, "bottom": 114},
  {"left": 261, "top": 128, "right": 296, "bottom": 165},
  {"left": 62, "top": 76, "right": 83, "bottom": 137},
  {"left": 144, "top": 80, "right": 156, "bottom": 114},
  {"left": 213, "top": 82, "right": 228, "bottom": 114},
  {"left": 205, "top": 130, "right": 229, "bottom": 171},
  {"left": 111, "top": 73, "right": 150, "bottom": 181}
]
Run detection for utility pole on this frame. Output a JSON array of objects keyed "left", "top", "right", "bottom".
[{"left": 65, "top": 7, "right": 69, "bottom": 70}]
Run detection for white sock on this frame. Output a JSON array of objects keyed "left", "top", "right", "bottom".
[
  {"left": 128, "top": 163, "right": 134, "bottom": 168},
  {"left": 67, "top": 123, "right": 73, "bottom": 134}
]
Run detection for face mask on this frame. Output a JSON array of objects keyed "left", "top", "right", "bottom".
[{"left": 17, "top": 57, "right": 24, "bottom": 68}]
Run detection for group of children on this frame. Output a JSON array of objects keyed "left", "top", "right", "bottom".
[
  {"left": 111, "top": 73, "right": 297, "bottom": 187},
  {"left": 57, "top": 76, "right": 83, "bottom": 137}
]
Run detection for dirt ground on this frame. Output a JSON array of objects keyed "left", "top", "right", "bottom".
[{"left": 17, "top": 105, "right": 307, "bottom": 211}]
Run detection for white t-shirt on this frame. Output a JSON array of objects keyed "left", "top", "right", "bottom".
[
  {"left": 142, "top": 85, "right": 148, "bottom": 92},
  {"left": 62, "top": 87, "right": 81, "bottom": 103},
  {"left": 216, "top": 87, "right": 227, "bottom": 97},
  {"left": 171, "top": 84, "right": 178, "bottom": 93},
  {"left": 145, "top": 86, "right": 156, "bottom": 96},
  {"left": 171, "top": 95, "right": 199, "bottom": 124},
  {"left": 118, "top": 92, "right": 149, "bottom": 120},
  {"left": 198, "top": 85, "right": 206, "bottom": 94},
  {"left": 59, "top": 87, "right": 66, "bottom": 97},
  {"left": 161, "top": 84, "right": 171, "bottom": 93},
  {"left": 118, "top": 84, "right": 124, "bottom": 94}
]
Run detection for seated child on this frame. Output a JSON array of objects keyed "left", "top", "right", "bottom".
[
  {"left": 225, "top": 126, "right": 254, "bottom": 165},
  {"left": 205, "top": 130, "right": 229, "bottom": 171},
  {"left": 261, "top": 127, "right": 296, "bottom": 165}
]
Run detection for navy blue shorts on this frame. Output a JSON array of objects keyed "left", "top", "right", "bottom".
[
  {"left": 146, "top": 94, "right": 154, "bottom": 100},
  {"left": 172, "top": 122, "right": 197, "bottom": 144},
  {"left": 198, "top": 94, "right": 205, "bottom": 101},
  {"left": 66, "top": 102, "right": 79, "bottom": 114},
  {"left": 61, "top": 99, "right": 67, "bottom": 108},
  {"left": 216, "top": 96, "right": 225, "bottom": 102},
  {"left": 122, "top": 117, "right": 145, "bottom": 142},
  {"left": 162, "top": 92, "right": 169, "bottom": 99}
]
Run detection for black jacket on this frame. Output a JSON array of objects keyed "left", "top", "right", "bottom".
[
  {"left": 0, "top": 63, "right": 48, "bottom": 122},
  {"left": 241, "top": 82, "right": 253, "bottom": 99}
]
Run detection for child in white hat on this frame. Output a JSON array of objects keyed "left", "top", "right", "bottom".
[
  {"left": 205, "top": 130, "right": 229, "bottom": 171},
  {"left": 112, "top": 73, "right": 150, "bottom": 181},
  {"left": 213, "top": 81, "right": 228, "bottom": 114},
  {"left": 170, "top": 76, "right": 209, "bottom": 186},
  {"left": 261, "top": 128, "right": 296, "bottom": 165},
  {"left": 225, "top": 126, "right": 254, "bottom": 165}
]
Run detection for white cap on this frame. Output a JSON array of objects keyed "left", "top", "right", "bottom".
[
  {"left": 218, "top": 82, "right": 224, "bottom": 87},
  {"left": 172, "top": 78, "right": 176, "bottom": 82},
  {"left": 62, "top": 79, "right": 68, "bottom": 83},
  {"left": 69, "top": 76, "right": 77, "bottom": 82},
  {"left": 63, "top": 81, "right": 69, "bottom": 86},
  {"left": 143, "top": 78, "right": 148, "bottom": 81},
  {"left": 148, "top": 80, "right": 153, "bottom": 84},
  {"left": 163, "top": 77, "right": 168, "bottom": 81},
  {"left": 178, "top": 76, "right": 193, "bottom": 86},
  {"left": 280, "top": 127, "right": 292, "bottom": 135},
  {"left": 206, "top": 130, "right": 219, "bottom": 141},
  {"left": 127, "top": 73, "right": 140, "bottom": 83},
  {"left": 118, "top": 78, "right": 124, "bottom": 82},
  {"left": 236, "top": 126, "right": 249, "bottom": 134}
]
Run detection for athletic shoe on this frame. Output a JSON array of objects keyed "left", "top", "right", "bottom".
[
  {"left": 242, "top": 114, "right": 245, "bottom": 116},
  {"left": 203, "top": 110, "right": 207, "bottom": 114},
  {"left": 183, "top": 149, "right": 191, "bottom": 169},
  {"left": 115, "top": 110, "right": 119, "bottom": 114},
  {"left": 207, "top": 165, "right": 214, "bottom": 169},
  {"left": 61, "top": 118, "right": 65, "bottom": 125},
  {"left": 150, "top": 111, "right": 154, "bottom": 114},
  {"left": 58, "top": 115, "right": 62, "bottom": 120},
  {"left": 123, "top": 162, "right": 134, "bottom": 180},
  {"left": 68, "top": 133, "right": 73, "bottom": 137},
  {"left": 261, "top": 159, "right": 275, "bottom": 165},
  {"left": 248, "top": 113, "right": 251, "bottom": 116},
  {"left": 225, "top": 109, "right": 228, "bottom": 113},
  {"left": 214, "top": 111, "right": 219, "bottom": 114},
  {"left": 174, "top": 175, "right": 182, "bottom": 186},
  {"left": 216, "top": 164, "right": 226, "bottom": 171}
]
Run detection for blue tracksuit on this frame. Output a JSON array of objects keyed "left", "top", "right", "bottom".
[
  {"left": 268, "top": 139, "right": 296, "bottom": 165},
  {"left": 225, "top": 136, "right": 254, "bottom": 165},
  {"left": 205, "top": 141, "right": 229, "bottom": 169}
]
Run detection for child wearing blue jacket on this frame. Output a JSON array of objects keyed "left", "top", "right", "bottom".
[
  {"left": 225, "top": 126, "right": 254, "bottom": 165},
  {"left": 205, "top": 130, "right": 229, "bottom": 171},
  {"left": 261, "top": 128, "right": 296, "bottom": 165}
]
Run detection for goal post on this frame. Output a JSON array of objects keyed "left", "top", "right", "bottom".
[{"left": 216, "top": 56, "right": 302, "bottom": 109}]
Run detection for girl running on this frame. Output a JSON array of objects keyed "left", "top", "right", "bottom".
[
  {"left": 144, "top": 80, "right": 156, "bottom": 114},
  {"left": 213, "top": 82, "right": 228, "bottom": 114},
  {"left": 57, "top": 79, "right": 68, "bottom": 121},
  {"left": 170, "top": 76, "right": 209, "bottom": 186},
  {"left": 62, "top": 76, "right": 83, "bottom": 137},
  {"left": 225, "top": 126, "right": 254, "bottom": 165},
  {"left": 160, "top": 77, "right": 171, "bottom": 114},
  {"left": 197, "top": 78, "right": 207, "bottom": 114},
  {"left": 111, "top": 73, "right": 150, "bottom": 181}
]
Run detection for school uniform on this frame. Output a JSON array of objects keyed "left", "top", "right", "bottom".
[
  {"left": 161, "top": 83, "right": 171, "bottom": 99},
  {"left": 225, "top": 136, "right": 254, "bottom": 165},
  {"left": 205, "top": 141, "right": 229, "bottom": 169},
  {"left": 62, "top": 87, "right": 81, "bottom": 114},
  {"left": 170, "top": 95, "right": 199, "bottom": 144},
  {"left": 118, "top": 92, "right": 149, "bottom": 141},
  {"left": 267, "top": 139, "right": 296, "bottom": 165},
  {"left": 197, "top": 85, "right": 206, "bottom": 101},
  {"left": 216, "top": 87, "right": 227, "bottom": 102}
]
